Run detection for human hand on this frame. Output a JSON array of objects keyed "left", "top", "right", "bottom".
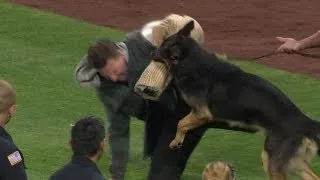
[{"left": 276, "top": 37, "right": 301, "bottom": 53}]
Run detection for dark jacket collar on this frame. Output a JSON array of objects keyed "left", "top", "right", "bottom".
[
  {"left": 71, "top": 155, "right": 102, "bottom": 174},
  {"left": 0, "top": 126, "right": 13, "bottom": 142}
]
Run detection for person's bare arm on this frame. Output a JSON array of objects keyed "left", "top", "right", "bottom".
[
  {"left": 276, "top": 30, "right": 320, "bottom": 53},
  {"left": 297, "top": 30, "right": 320, "bottom": 50}
]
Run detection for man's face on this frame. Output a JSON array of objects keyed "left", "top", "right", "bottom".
[
  {"left": 98, "top": 51, "right": 128, "bottom": 82},
  {"left": 4, "top": 104, "right": 16, "bottom": 125}
]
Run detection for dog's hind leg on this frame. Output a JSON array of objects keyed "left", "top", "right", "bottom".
[
  {"left": 267, "top": 165, "right": 288, "bottom": 180},
  {"left": 262, "top": 146, "right": 289, "bottom": 180},
  {"left": 262, "top": 150, "right": 288, "bottom": 180},
  {"left": 261, "top": 150, "right": 270, "bottom": 176},
  {"left": 169, "top": 106, "right": 213, "bottom": 149},
  {"left": 268, "top": 173, "right": 288, "bottom": 180},
  {"left": 295, "top": 164, "right": 320, "bottom": 180},
  {"left": 292, "top": 138, "right": 320, "bottom": 180}
]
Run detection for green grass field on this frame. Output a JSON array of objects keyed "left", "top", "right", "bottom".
[{"left": 0, "top": 2, "right": 319, "bottom": 180}]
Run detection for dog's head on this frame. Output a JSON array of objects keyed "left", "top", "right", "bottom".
[
  {"left": 152, "top": 20, "right": 195, "bottom": 69},
  {"left": 202, "top": 161, "right": 236, "bottom": 180}
]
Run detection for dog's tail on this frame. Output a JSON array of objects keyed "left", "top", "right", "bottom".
[{"left": 302, "top": 120, "right": 320, "bottom": 155}]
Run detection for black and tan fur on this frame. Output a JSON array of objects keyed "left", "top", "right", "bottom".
[{"left": 152, "top": 20, "right": 320, "bottom": 180}]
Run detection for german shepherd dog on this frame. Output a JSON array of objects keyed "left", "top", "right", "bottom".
[{"left": 152, "top": 20, "right": 320, "bottom": 180}]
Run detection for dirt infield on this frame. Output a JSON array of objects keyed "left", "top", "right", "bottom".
[{"left": 13, "top": 0, "right": 320, "bottom": 78}]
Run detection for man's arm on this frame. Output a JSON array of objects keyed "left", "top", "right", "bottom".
[
  {"left": 276, "top": 30, "right": 320, "bottom": 53},
  {"left": 152, "top": 14, "right": 204, "bottom": 48},
  {"left": 105, "top": 110, "right": 130, "bottom": 180},
  {"left": 74, "top": 55, "right": 101, "bottom": 88},
  {"left": 0, "top": 149, "right": 28, "bottom": 180},
  {"left": 96, "top": 86, "right": 131, "bottom": 180}
]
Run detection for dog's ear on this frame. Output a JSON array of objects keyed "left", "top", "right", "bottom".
[{"left": 177, "top": 20, "right": 194, "bottom": 37}]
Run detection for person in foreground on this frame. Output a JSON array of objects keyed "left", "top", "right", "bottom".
[
  {"left": 0, "top": 79, "right": 28, "bottom": 180},
  {"left": 49, "top": 116, "right": 106, "bottom": 180},
  {"left": 276, "top": 30, "right": 320, "bottom": 53}
]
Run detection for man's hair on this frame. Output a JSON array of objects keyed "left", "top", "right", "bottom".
[
  {"left": 0, "top": 80, "right": 16, "bottom": 113},
  {"left": 87, "top": 39, "right": 120, "bottom": 69},
  {"left": 71, "top": 116, "right": 106, "bottom": 156}
]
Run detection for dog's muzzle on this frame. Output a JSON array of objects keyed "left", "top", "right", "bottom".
[
  {"left": 150, "top": 50, "right": 163, "bottom": 61},
  {"left": 150, "top": 50, "right": 171, "bottom": 69}
]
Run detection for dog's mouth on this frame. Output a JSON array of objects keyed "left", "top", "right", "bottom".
[
  {"left": 151, "top": 50, "right": 171, "bottom": 70},
  {"left": 150, "top": 50, "right": 162, "bottom": 60}
]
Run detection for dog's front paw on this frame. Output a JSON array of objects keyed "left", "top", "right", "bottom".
[{"left": 169, "top": 139, "right": 183, "bottom": 149}]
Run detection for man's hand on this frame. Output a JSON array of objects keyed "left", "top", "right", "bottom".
[{"left": 276, "top": 37, "right": 301, "bottom": 53}]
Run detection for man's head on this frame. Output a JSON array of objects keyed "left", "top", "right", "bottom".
[
  {"left": 70, "top": 116, "right": 106, "bottom": 161},
  {"left": 87, "top": 39, "right": 128, "bottom": 82},
  {"left": 0, "top": 80, "right": 17, "bottom": 126}
]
